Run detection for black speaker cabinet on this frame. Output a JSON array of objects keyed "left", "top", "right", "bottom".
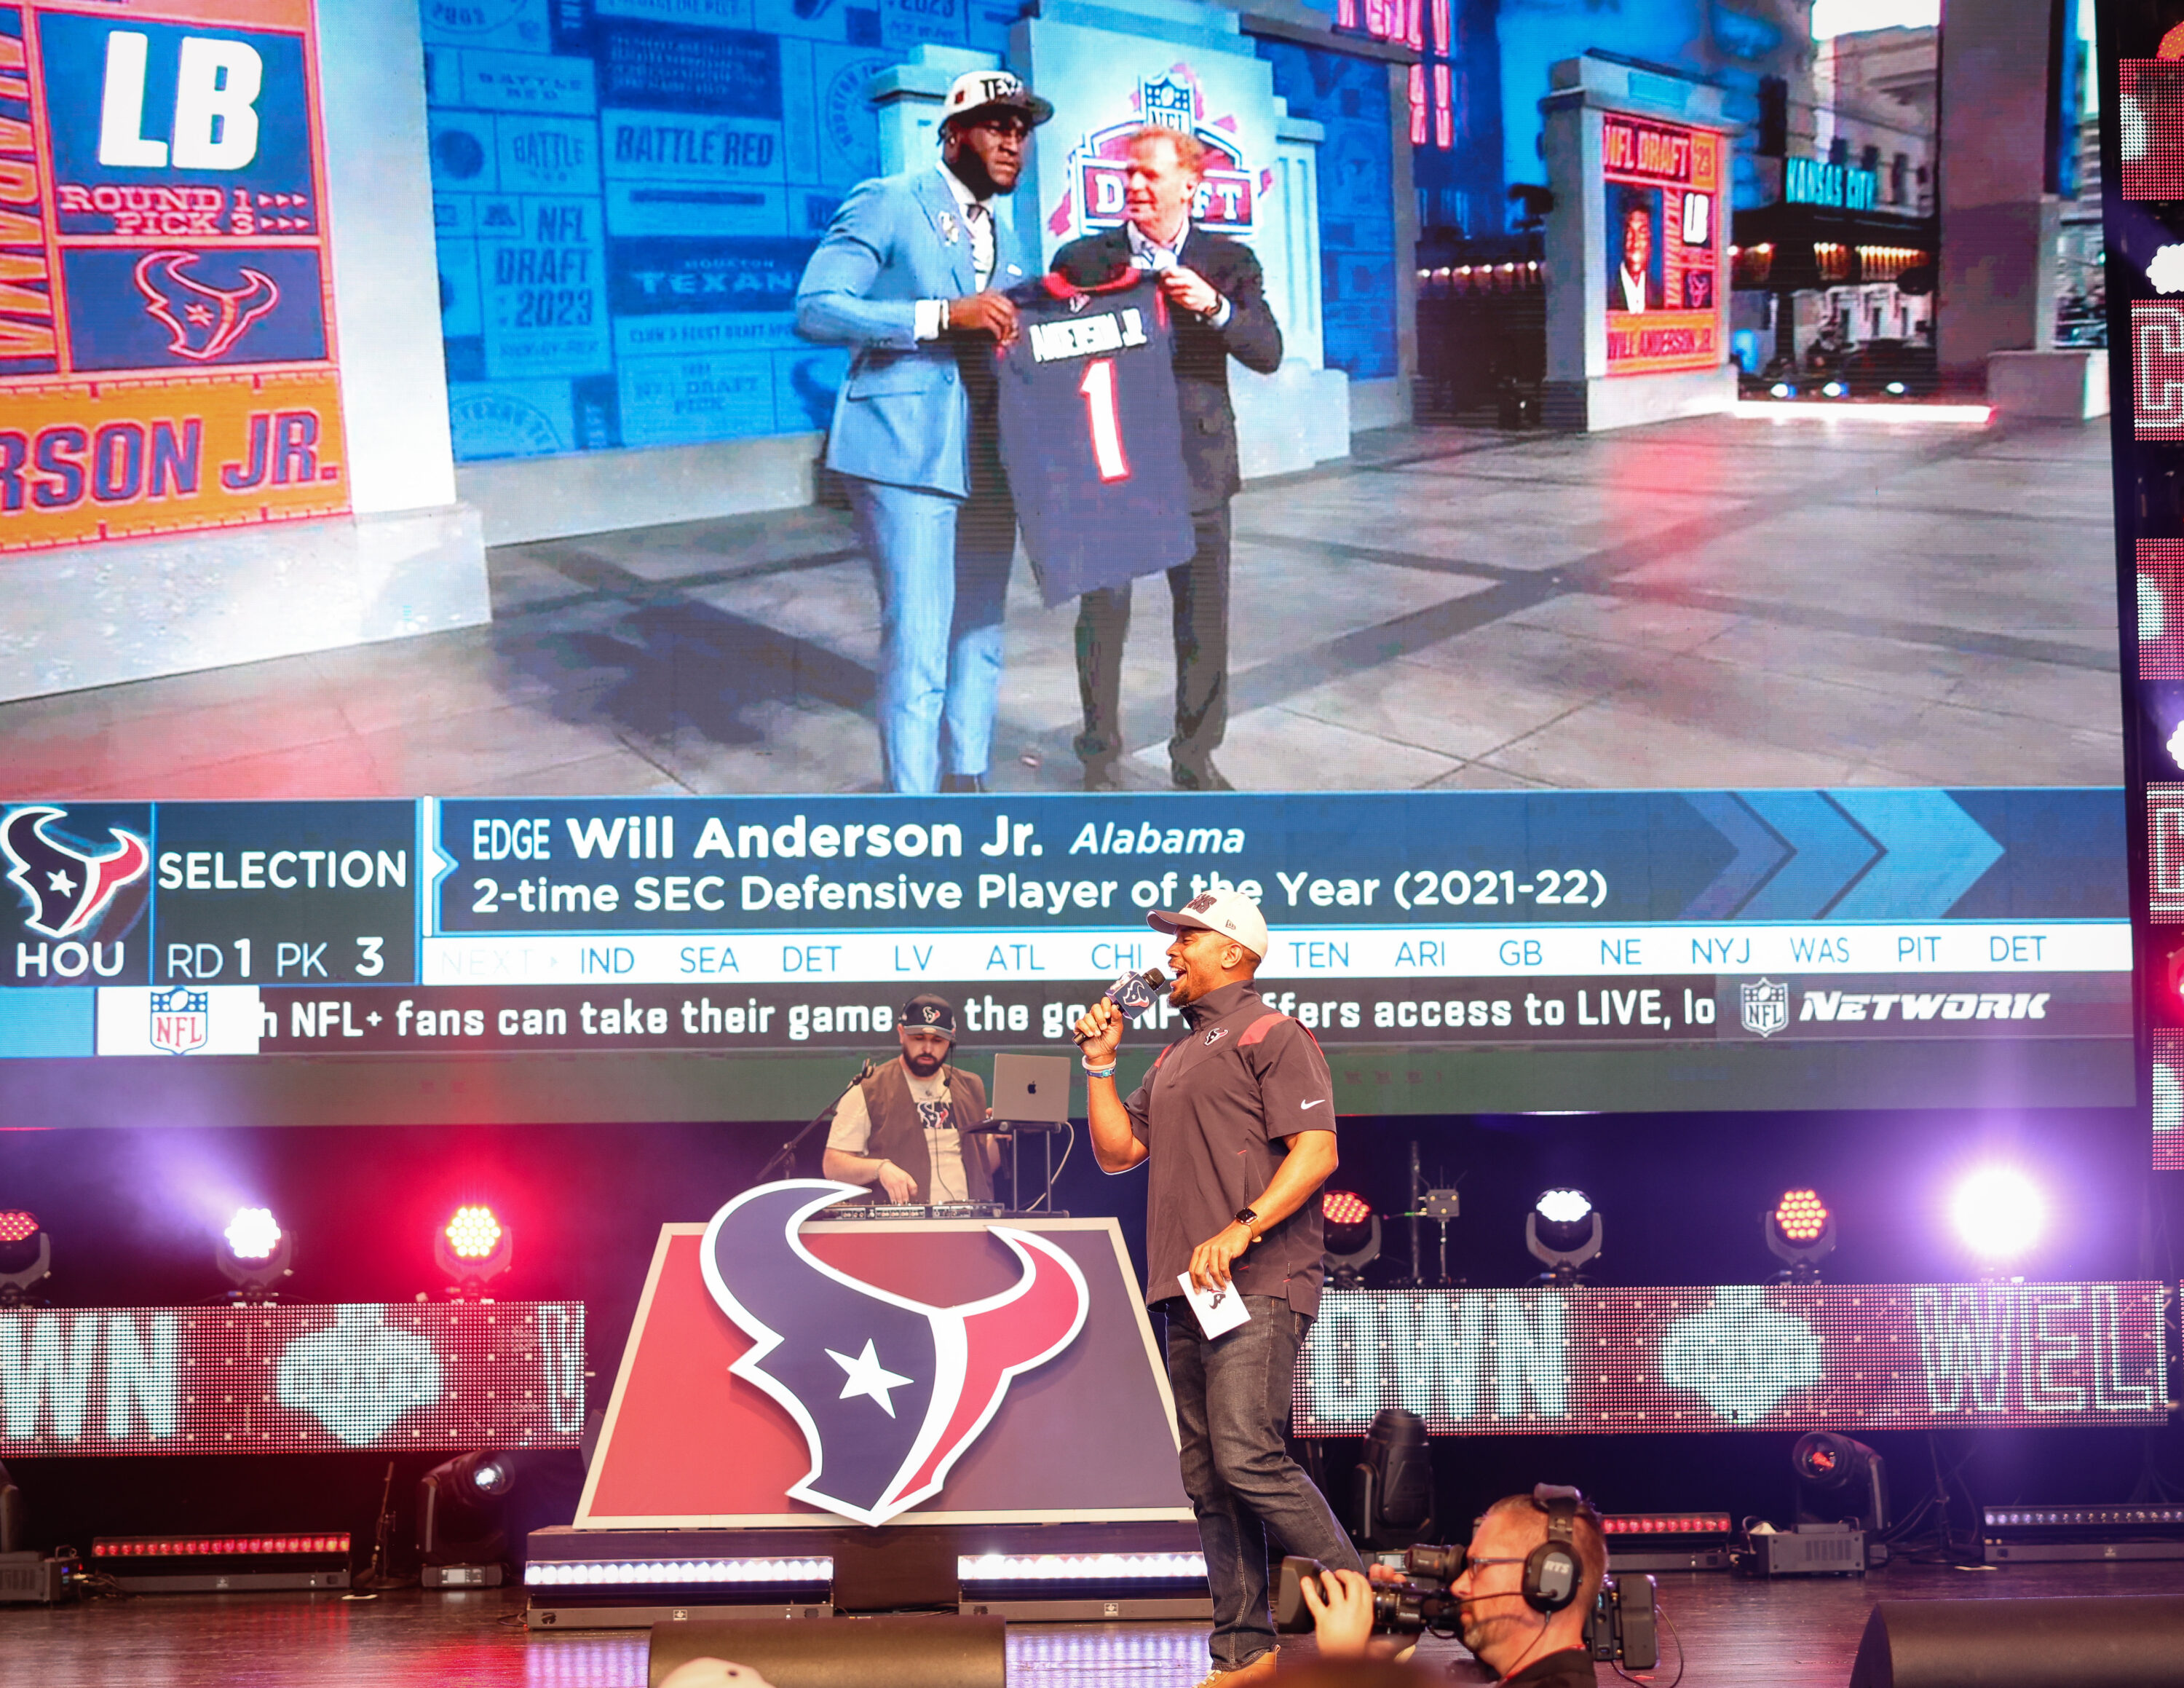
[
  {"left": 649, "top": 1614, "right": 1006, "bottom": 1688},
  {"left": 1849, "top": 1595, "right": 2184, "bottom": 1687}
]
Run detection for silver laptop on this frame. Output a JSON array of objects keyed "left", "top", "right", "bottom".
[{"left": 989, "top": 1052, "right": 1073, "bottom": 1124}]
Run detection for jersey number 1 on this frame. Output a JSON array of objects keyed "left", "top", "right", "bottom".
[{"left": 1078, "top": 358, "right": 1130, "bottom": 484}]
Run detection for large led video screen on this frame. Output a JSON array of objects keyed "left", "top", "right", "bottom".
[
  {"left": 0, "top": 0, "right": 2132, "bottom": 1124},
  {"left": 1294, "top": 1281, "right": 2169, "bottom": 1437},
  {"left": 2108, "top": 1, "right": 2184, "bottom": 1168}
]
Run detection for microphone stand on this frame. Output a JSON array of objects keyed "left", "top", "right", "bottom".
[{"left": 753, "top": 1060, "right": 873, "bottom": 1186}]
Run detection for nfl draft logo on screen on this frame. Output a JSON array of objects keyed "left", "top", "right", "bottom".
[
  {"left": 700, "top": 1182, "right": 1090, "bottom": 1526},
  {"left": 1056, "top": 67, "right": 1264, "bottom": 237}
]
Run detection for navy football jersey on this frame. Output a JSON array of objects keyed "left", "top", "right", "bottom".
[{"left": 996, "top": 273, "right": 1196, "bottom": 606}]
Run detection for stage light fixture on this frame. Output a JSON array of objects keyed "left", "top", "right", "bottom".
[
  {"left": 215, "top": 1206, "right": 292, "bottom": 1302},
  {"left": 0, "top": 1211, "right": 51, "bottom": 1305},
  {"left": 417, "top": 1449, "right": 523, "bottom": 1586},
  {"left": 527, "top": 1556, "right": 834, "bottom": 1588},
  {"left": 433, "top": 1203, "right": 513, "bottom": 1297},
  {"left": 0, "top": 1458, "right": 23, "bottom": 1555},
  {"left": 1321, "top": 1190, "right": 1382, "bottom": 1287},
  {"left": 1950, "top": 1167, "right": 2044, "bottom": 1265},
  {"left": 1352, "top": 1407, "right": 1436, "bottom": 1550},
  {"left": 1792, "top": 1430, "right": 1888, "bottom": 1535},
  {"left": 1765, "top": 1188, "right": 1836, "bottom": 1282},
  {"left": 1526, "top": 1188, "right": 1602, "bottom": 1283}
]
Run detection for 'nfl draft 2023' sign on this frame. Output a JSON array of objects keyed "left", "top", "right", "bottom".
[
  {"left": 577, "top": 1189, "right": 1192, "bottom": 1529},
  {"left": 0, "top": 0, "right": 347, "bottom": 552}
]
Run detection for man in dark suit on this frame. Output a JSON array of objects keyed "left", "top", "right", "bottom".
[{"left": 1054, "top": 127, "right": 1283, "bottom": 792}]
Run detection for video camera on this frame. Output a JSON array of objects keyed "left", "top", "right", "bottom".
[
  {"left": 1273, "top": 1546, "right": 1659, "bottom": 1670},
  {"left": 1273, "top": 1547, "right": 1463, "bottom": 1639}
]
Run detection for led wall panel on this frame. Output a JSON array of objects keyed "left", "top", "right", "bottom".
[
  {"left": 0, "top": 1301, "right": 583, "bottom": 1456},
  {"left": 1294, "top": 1283, "right": 2169, "bottom": 1437}
]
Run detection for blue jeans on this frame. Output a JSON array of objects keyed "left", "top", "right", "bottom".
[
  {"left": 1165, "top": 1295, "right": 1363, "bottom": 1670},
  {"left": 846, "top": 473, "right": 1015, "bottom": 794}
]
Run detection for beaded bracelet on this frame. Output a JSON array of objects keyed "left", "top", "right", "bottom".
[{"left": 1082, "top": 1060, "right": 1117, "bottom": 1079}]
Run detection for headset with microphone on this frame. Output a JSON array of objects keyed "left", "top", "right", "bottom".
[{"left": 1520, "top": 1483, "right": 1585, "bottom": 1612}]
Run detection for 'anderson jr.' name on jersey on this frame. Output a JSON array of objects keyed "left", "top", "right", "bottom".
[{"left": 1027, "top": 308, "right": 1150, "bottom": 363}]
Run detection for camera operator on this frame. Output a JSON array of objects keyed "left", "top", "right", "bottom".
[{"left": 1302, "top": 1488, "right": 1607, "bottom": 1686}]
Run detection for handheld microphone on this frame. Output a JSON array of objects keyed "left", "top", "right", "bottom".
[{"left": 1072, "top": 967, "right": 1171, "bottom": 1045}]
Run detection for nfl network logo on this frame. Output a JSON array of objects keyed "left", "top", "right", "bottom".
[
  {"left": 1141, "top": 74, "right": 1194, "bottom": 130},
  {"left": 149, "top": 985, "right": 210, "bottom": 1054},
  {"left": 1739, "top": 979, "right": 1789, "bottom": 1039}
]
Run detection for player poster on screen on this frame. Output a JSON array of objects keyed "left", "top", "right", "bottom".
[
  {"left": 1600, "top": 113, "right": 1722, "bottom": 378},
  {"left": 0, "top": 0, "right": 347, "bottom": 553}
]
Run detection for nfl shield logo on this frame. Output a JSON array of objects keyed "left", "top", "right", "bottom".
[
  {"left": 1141, "top": 74, "right": 1195, "bottom": 130},
  {"left": 149, "top": 986, "right": 210, "bottom": 1054},
  {"left": 1739, "top": 979, "right": 1789, "bottom": 1039}
]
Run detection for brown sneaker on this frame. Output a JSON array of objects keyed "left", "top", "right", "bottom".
[{"left": 1190, "top": 1650, "right": 1280, "bottom": 1688}]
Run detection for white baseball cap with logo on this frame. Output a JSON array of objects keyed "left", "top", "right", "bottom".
[
  {"left": 941, "top": 68, "right": 1054, "bottom": 130},
  {"left": 1149, "top": 887, "right": 1268, "bottom": 959}
]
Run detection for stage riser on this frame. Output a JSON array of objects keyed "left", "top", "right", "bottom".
[{"left": 647, "top": 1614, "right": 1006, "bottom": 1688}]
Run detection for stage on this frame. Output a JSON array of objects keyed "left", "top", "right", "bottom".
[{"left": 6, "top": 1561, "right": 2182, "bottom": 1686}]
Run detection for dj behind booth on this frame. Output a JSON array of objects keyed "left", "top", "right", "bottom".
[{"left": 821, "top": 995, "right": 1000, "bottom": 1207}]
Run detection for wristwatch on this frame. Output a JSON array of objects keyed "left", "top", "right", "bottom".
[{"left": 1234, "top": 1205, "right": 1259, "bottom": 1235}]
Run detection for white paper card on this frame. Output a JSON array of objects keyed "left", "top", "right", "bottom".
[{"left": 1178, "top": 1272, "right": 1251, "bottom": 1338}]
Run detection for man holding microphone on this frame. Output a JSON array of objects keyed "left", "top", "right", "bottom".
[{"left": 1075, "top": 888, "right": 1361, "bottom": 1684}]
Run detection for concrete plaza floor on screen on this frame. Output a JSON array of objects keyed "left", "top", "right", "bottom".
[{"left": 0, "top": 412, "right": 2120, "bottom": 800}]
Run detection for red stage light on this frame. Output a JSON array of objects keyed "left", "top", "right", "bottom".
[
  {"left": 94, "top": 1532, "right": 350, "bottom": 1559},
  {"left": 1773, "top": 1189, "right": 1829, "bottom": 1243},
  {"left": 0, "top": 1210, "right": 37, "bottom": 1243},
  {"left": 1322, "top": 1191, "right": 1372, "bottom": 1226},
  {"left": 444, "top": 1205, "right": 503, "bottom": 1261},
  {"left": 1601, "top": 1513, "right": 1731, "bottom": 1536}
]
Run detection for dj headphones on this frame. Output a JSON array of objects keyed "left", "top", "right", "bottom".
[{"left": 1521, "top": 1483, "right": 1585, "bottom": 1612}]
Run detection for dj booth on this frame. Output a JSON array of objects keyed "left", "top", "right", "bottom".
[{"left": 528, "top": 1182, "right": 1206, "bottom": 1629}]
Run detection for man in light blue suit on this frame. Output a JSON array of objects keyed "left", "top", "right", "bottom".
[{"left": 796, "top": 70, "right": 1053, "bottom": 793}]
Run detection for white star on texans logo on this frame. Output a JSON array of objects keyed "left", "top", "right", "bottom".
[{"left": 827, "top": 1338, "right": 914, "bottom": 1418}]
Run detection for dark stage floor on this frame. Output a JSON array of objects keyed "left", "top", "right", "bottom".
[{"left": 4, "top": 1562, "right": 2182, "bottom": 1686}]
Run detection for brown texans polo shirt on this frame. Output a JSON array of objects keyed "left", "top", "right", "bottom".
[{"left": 1122, "top": 980, "right": 1337, "bottom": 1317}]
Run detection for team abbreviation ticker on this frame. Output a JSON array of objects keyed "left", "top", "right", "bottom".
[{"left": 0, "top": 792, "right": 2130, "bottom": 1060}]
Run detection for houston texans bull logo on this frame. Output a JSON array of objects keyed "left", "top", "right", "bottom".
[
  {"left": 1, "top": 806, "right": 150, "bottom": 940},
  {"left": 701, "top": 1182, "right": 1088, "bottom": 1526},
  {"left": 133, "top": 251, "right": 281, "bottom": 362}
]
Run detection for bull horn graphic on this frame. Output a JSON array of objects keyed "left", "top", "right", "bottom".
[
  {"left": 133, "top": 250, "right": 281, "bottom": 361},
  {"left": 701, "top": 1181, "right": 1091, "bottom": 1526}
]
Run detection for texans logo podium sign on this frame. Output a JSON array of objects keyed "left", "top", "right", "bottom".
[
  {"left": 577, "top": 1185, "right": 1192, "bottom": 1529},
  {"left": 0, "top": 0, "right": 349, "bottom": 552}
]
